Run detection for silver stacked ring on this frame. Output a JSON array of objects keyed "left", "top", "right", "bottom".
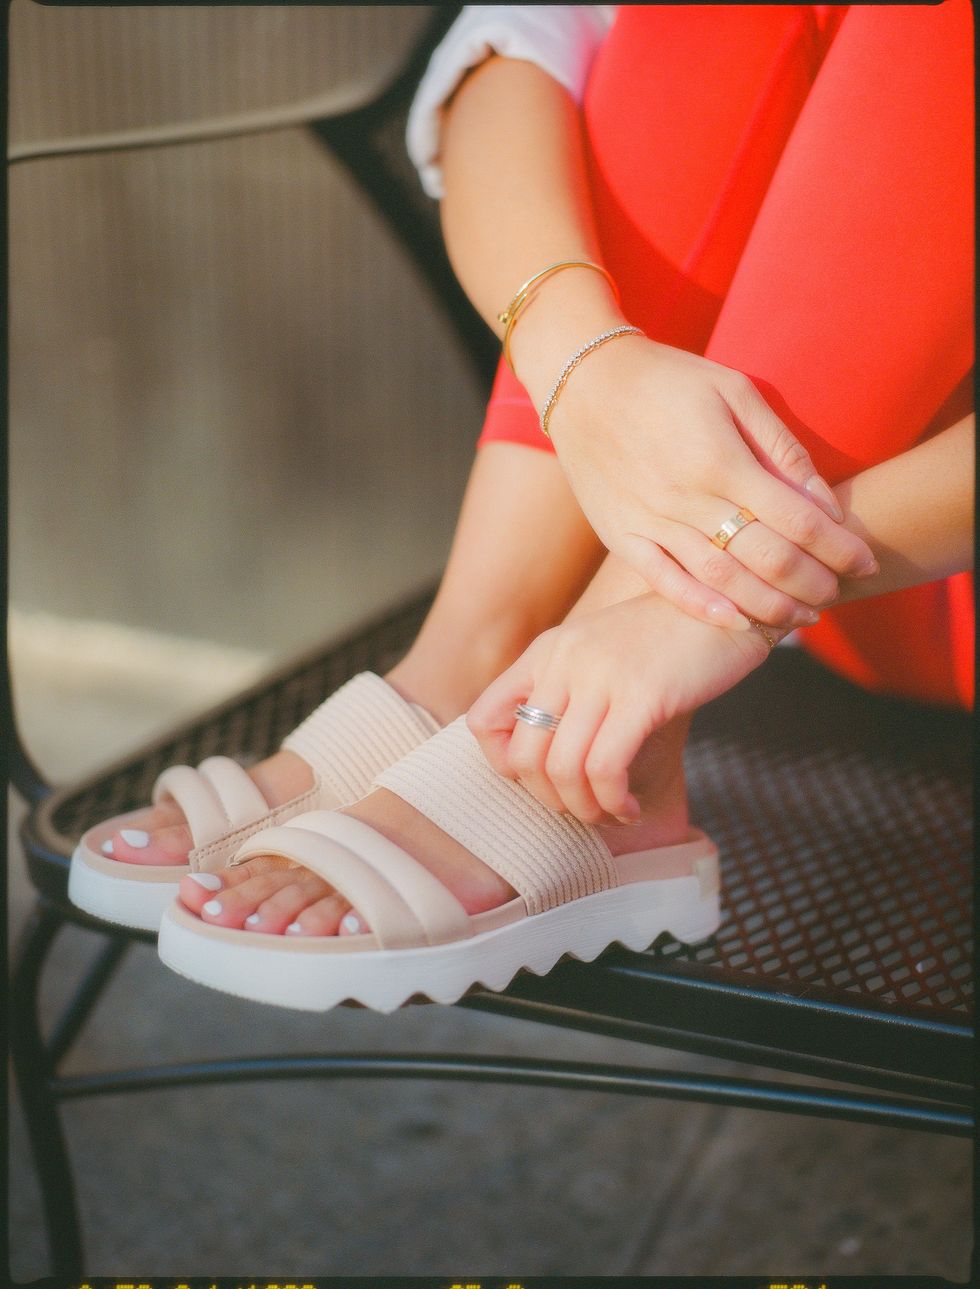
[{"left": 514, "top": 703, "right": 562, "bottom": 731}]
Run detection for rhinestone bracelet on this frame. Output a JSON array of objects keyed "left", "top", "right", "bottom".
[{"left": 539, "top": 325, "right": 644, "bottom": 438}]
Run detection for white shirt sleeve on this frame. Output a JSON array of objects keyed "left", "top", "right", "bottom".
[{"left": 406, "top": 5, "right": 616, "bottom": 200}]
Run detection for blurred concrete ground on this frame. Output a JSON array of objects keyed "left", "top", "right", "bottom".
[{"left": 7, "top": 616, "right": 972, "bottom": 1280}]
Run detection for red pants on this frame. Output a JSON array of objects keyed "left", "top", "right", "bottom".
[{"left": 477, "top": 2, "right": 974, "bottom": 709}]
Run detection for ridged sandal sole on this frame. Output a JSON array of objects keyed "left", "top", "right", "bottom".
[{"left": 158, "top": 866, "right": 721, "bottom": 1013}]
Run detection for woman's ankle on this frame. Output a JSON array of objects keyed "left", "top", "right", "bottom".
[
  {"left": 387, "top": 621, "right": 538, "bottom": 725},
  {"left": 600, "top": 783, "right": 689, "bottom": 855},
  {"left": 601, "top": 719, "right": 691, "bottom": 855}
]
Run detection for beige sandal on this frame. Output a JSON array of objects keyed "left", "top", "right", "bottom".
[
  {"left": 157, "top": 716, "right": 721, "bottom": 1012},
  {"left": 68, "top": 673, "right": 440, "bottom": 930}
]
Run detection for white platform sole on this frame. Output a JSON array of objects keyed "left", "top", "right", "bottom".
[
  {"left": 68, "top": 845, "right": 184, "bottom": 932},
  {"left": 158, "top": 877, "right": 721, "bottom": 1013}
]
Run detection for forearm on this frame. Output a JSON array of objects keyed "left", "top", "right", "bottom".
[
  {"left": 439, "top": 54, "right": 625, "bottom": 404},
  {"left": 831, "top": 415, "right": 974, "bottom": 606}
]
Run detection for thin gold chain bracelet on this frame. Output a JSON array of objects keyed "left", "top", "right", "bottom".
[{"left": 746, "top": 617, "right": 778, "bottom": 653}]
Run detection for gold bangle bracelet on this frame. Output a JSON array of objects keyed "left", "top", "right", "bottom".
[{"left": 498, "top": 260, "right": 620, "bottom": 373}]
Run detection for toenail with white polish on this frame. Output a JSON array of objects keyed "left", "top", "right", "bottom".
[
  {"left": 285, "top": 922, "right": 303, "bottom": 934},
  {"left": 202, "top": 899, "right": 223, "bottom": 916},
  {"left": 245, "top": 913, "right": 262, "bottom": 927},
  {"left": 341, "top": 912, "right": 362, "bottom": 934},
  {"left": 101, "top": 839, "right": 115, "bottom": 855},
  {"left": 120, "top": 829, "right": 150, "bottom": 848},
  {"left": 188, "top": 872, "right": 222, "bottom": 891}
]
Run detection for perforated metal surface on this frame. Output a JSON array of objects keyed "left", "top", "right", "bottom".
[
  {"left": 33, "top": 591, "right": 972, "bottom": 1025},
  {"left": 663, "top": 658, "right": 972, "bottom": 1018}
]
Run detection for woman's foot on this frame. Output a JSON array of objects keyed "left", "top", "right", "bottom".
[
  {"left": 176, "top": 755, "right": 691, "bottom": 937},
  {"left": 101, "top": 626, "right": 532, "bottom": 868},
  {"left": 101, "top": 749, "right": 315, "bottom": 866}
]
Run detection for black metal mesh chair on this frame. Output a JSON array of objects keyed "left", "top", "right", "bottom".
[
  {"left": 10, "top": 587, "right": 973, "bottom": 1273},
  {"left": 8, "top": 7, "right": 972, "bottom": 1276}
]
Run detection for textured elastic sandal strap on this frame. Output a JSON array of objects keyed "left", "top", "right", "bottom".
[
  {"left": 232, "top": 824, "right": 429, "bottom": 950},
  {"left": 197, "top": 756, "right": 270, "bottom": 828},
  {"left": 375, "top": 717, "right": 618, "bottom": 917},
  {"left": 282, "top": 672, "right": 441, "bottom": 804},
  {"left": 152, "top": 765, "right": 233, "bottom": 848}
]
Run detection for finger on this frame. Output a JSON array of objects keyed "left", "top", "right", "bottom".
[
  {"left": 725, "top": 374, "right": 844, "bottom": 521},
  {"left": 655, "top": 519, "right": 822, "bottom": 628},
  {"left": 725, "top": 518, "right": 840, "bottom": 609},
  {"left": 544, "top": 697, "right": 622, "bottom": 825},
  {"left": 466, "top": 648, "right": 541, "bottom": 779},
  {"left": 737, "top": 470, "right": 879, "bottom": 579},
  {"left": 615, "top": 531, "right": 752, "bottom": 632},
  {"left": 506, "top": 687, "right": 569, "bottom": 813},
  {"left": 584, "top": 704, "right": 653, "bottom": 820}
]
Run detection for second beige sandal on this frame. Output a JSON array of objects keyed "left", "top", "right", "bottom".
[
  {"left": 157, "top": 716, "right": 721, "bottom": 1012},
  {"left": 68, "top": 672, "right": 440, "bottom": 930}
]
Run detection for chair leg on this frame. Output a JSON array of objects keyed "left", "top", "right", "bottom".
[{"left": 10, "top": 901, "right": 86, "bottom": 1275}]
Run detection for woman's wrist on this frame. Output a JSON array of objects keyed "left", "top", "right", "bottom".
[
  {"left": 507, "top": 267, "right": 628, "bottom": 405},
  {"left": 729, "top": 614, "right": 791, "bottom": 666},
  {"left": 827, "top": 415, "right": 973, "bottom": 606}
]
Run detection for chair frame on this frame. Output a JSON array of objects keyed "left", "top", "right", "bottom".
[{"left": 7, "top": 7, "right": 972, "bottom": 1276}]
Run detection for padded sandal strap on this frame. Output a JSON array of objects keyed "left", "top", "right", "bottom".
[
  {"left": 197, "top": 757, "right": 270, "bottom": 828},
  {"left": 375, "top": 717, "right": 618, "bottom": 917},
  {"left": 152, "top": 766, "right": 233, "bottom": 848},
  {"left": 287, "top": 811, "right": 471, "bottom": 945},
  {"left": 232, "top": 822, "right": 448, "bottom": 950},
  {"left": 153, "top": 758, "right": 271, "bottom": 849},
  {"left": 282, "top": 672, "right": 440, "bottom": 804}
]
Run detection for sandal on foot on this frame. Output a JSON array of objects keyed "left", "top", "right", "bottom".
[
  {"left": 157, "top": 716, "right": 721, "bottom": 1012},
  {"left": 68, "top": 672, "right": 440, "bottom": 930}
]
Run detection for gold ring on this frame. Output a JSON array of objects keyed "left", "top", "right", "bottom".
[{"left": 710, "top": 507, "right": 757, "bottom": 550}]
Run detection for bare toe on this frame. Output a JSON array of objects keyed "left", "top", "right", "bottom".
[
  {"left": 285, "top": 893, "right": 368, "bottom": 937},
  {"left": 177, "top": 855, "right": 295, "bottom": 913},
  {"left": 110, "top": 821, "right": 195, "bottom": 867},
  {"left": 244, "top": 874, "right": 336, "bottom": 934},
  {"left": 197, "top": 867, "right": 331, "bottom": 931}
]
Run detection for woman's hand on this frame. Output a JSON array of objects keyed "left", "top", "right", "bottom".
[
  {"left": 467, "top": 592, "right": 773, "bottom": 824},
  {"left": 536, "top": 332, "right": 879, "bottom": 631},
  {"left": 437, "top": 54, "right": 878, "bottom": 629}
]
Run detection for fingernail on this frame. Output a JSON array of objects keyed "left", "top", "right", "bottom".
[
  {"left": 341, "top": 911, "right": 362, "bottom": 935},
  {"left": 101, "top": 839, "right": 114, "bottom": 855},
  {"left": 120, "top": 829, "right": 149, "bottom": 848},
  {"left": 244, "top": 912, "right": 262, "bottom": 927},
  {"left": 706, "top": 602, "right": 752, "bottom": 631},
  {"left": 188, "top": 872, "right": 222, "bottom": 891},
  {"left": 805, "top": 475, "right": 844, "bottom": 522},
  {"left": 285, "top": 921, "right": 303, "bottom": 935},
  {"left": 202, "top": 899, "right": 223, "bottom": 917},
  {"left": 856, "top": 556, "right": 880, "bottom": 577},
  {"left": 793, "top": 607, "right": 821, "bottom": 627},
  {"left": 614, "top": 794, "right": 643, "bottom": 825},
  {"left": 615, "top": 815, "right": 644, "bottom": 827}
]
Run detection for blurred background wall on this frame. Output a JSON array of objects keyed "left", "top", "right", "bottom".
[{"left": 8, "top": 2, "right": 484, "bottom": 675}]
